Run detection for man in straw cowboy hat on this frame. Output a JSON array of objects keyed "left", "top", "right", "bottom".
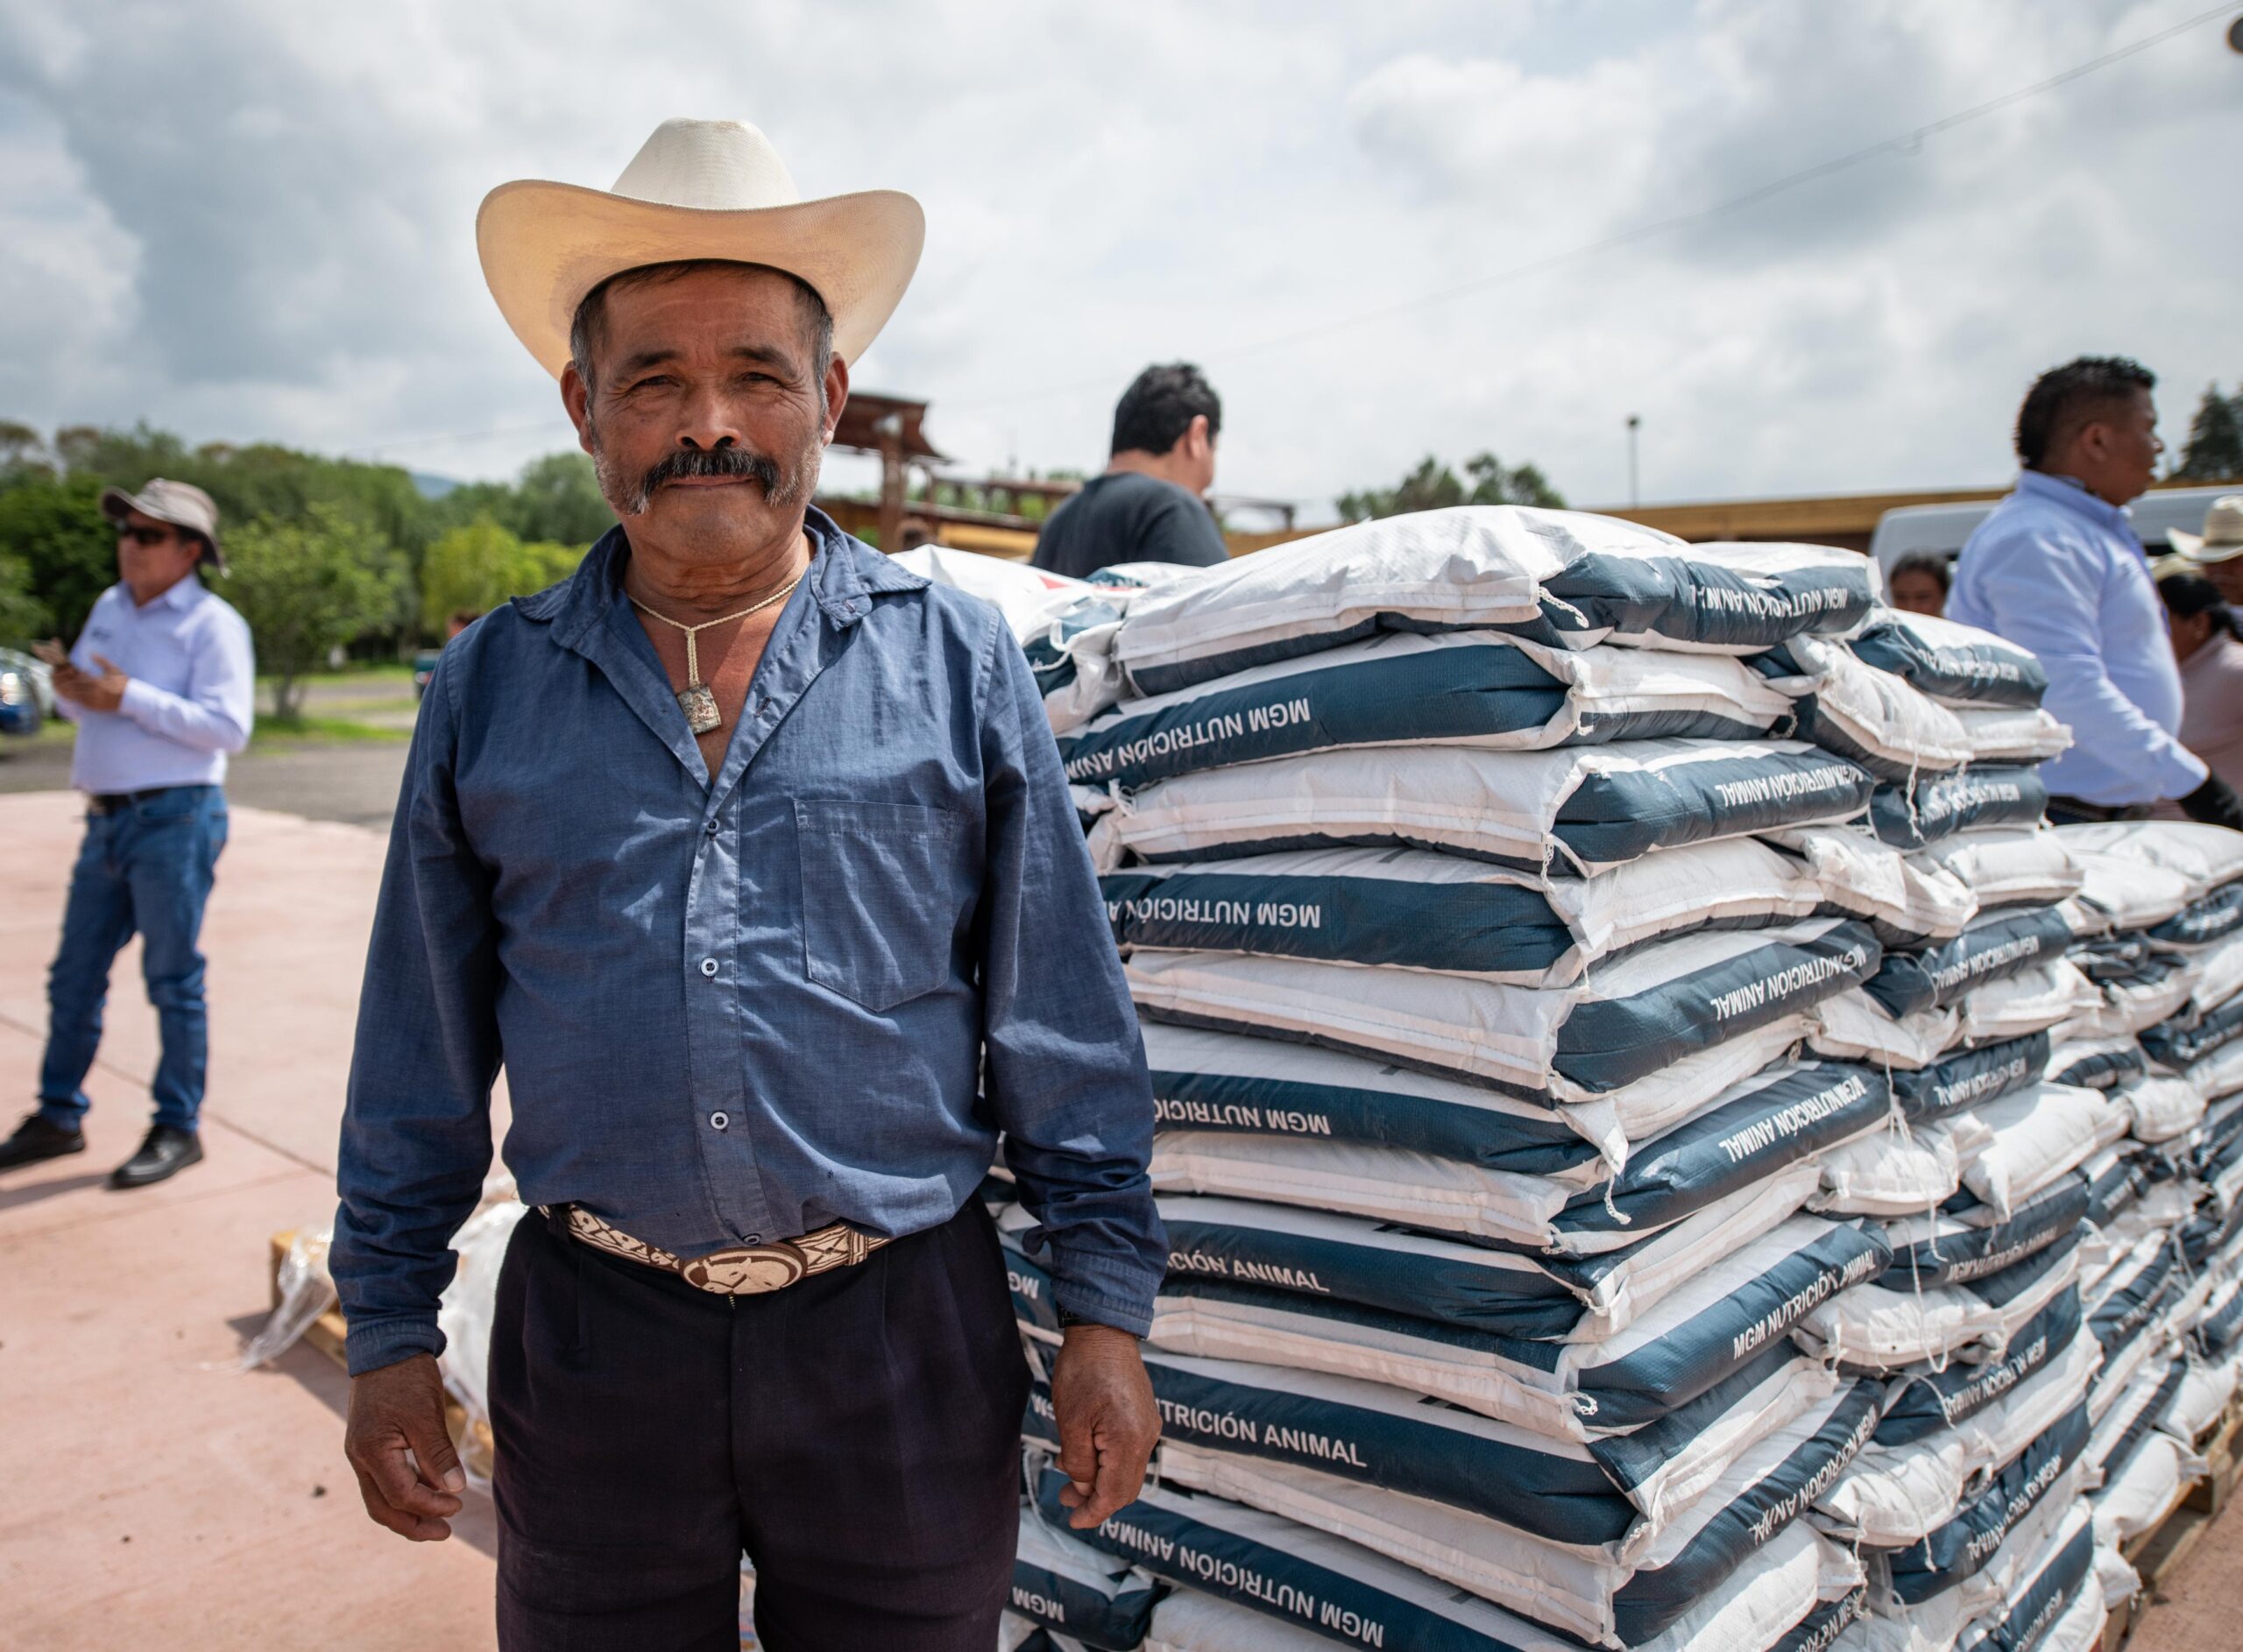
[
  {"left": 2169, "top": 494, "right": 2243, "bottom": 609},
  {"left": 0, "top": 478, "right": 251, "bottom": 1190},
  {"left": 333, "top": 120, "right": 1164, "bottom": 1648}
]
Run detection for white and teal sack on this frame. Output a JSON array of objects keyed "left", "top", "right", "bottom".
[{"left": 1107, "top": 506, "right": 1880, "bottom": 696}]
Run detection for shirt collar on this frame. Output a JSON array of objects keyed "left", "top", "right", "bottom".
[
  {"left": 117, "top": 573, "right": 204, "bottom": 616},
  {"left": 529, "top": 505, "right": 927, "bottom": 648},
  {"left": 2015, "top": 468, "right": 2137, "bottom": 540}
]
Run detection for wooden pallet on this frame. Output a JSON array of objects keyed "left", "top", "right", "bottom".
[
  {"left": 266, "top": 1230, "right": 493, "bottom": 1479},
  {"left": 2103, "top": 1395, "right": 2243, "bottom": 1648}
]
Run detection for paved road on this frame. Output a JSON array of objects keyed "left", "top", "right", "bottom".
[{"left": 0, "top": 737, "right": 408, "bottom": 830}]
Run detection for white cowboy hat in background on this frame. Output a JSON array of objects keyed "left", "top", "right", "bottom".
[
  {"left": 477, "top": 118, "right": 924, "bottom": 380},
  {"left": 2170, "top": 495, "right": 2243, "bottom": 565}
]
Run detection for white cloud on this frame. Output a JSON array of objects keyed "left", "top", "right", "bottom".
[{"left": 0, "top": 0, "right": 2235, "bottom": 518}]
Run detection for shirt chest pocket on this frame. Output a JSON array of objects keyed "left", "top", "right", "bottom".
[{"left": 794, "top": 799, "right": 971, "bottom": 1012}]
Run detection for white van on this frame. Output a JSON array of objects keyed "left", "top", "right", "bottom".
[{"left": 1870, "top": 483, "right": 2235, "bottom": 575}]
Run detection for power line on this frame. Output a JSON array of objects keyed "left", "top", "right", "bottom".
[{"left": 950, "top": 3, "right": 2237, "bottom": 412}]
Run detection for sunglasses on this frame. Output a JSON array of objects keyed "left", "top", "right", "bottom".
[{"left": 117, "top": 524, "right": 178, "bottom": 547}]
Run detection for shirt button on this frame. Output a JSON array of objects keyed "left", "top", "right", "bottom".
[
  {"left": 710, "top": 1112, "right": 729, "bottom": 1130},
  {"left": 700, "top": 958, "right": 718, "bottom": 978},
  {"left": 704, "top": 820, "right": 718, "bottom": 837}
]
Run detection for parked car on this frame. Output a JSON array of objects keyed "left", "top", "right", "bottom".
[
  {"left": 1870, "top": 483, "right": 2239, "bottom": 577},
  {"left": 0, "top": 648, "right": 50, "bottom": 739}
]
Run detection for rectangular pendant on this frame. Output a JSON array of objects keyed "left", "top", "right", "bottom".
[{"left": 677, "top": 683, "right": 722, "bottom": 736}]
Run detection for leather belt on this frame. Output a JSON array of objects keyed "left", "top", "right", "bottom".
[
  {"left": 88, "top": 786, "right": 191, "bottom": 815},
  {"left": 545, "top": 1204, "right": 889, "bottom": 1295}
]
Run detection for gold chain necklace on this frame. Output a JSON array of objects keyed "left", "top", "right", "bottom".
[{"left": 631, "top": 570, "right": 805, "bottom": 735}]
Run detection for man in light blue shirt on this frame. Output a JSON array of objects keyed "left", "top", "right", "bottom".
[
  {"left": 0, "top": 477, "right": 253, "bottom": 1187},
  {"left": 1950, "top": 357, "right": 2241, "bottom": 828}
]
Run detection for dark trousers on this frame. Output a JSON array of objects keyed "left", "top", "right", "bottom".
[
  {"left": 490, "top": 1201, "right": 1030, "bottom": 1652},
  {"left": 39, "top": 787, "right": 228, "bottom": 1131}
]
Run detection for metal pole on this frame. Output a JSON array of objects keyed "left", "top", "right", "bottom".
[{"left": 1626, "top": 414, "right": 1641, "bottom": 507}]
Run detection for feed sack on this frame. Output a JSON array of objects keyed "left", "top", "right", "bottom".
[
  {"left": 1906, "top": 828, "right": 2081, "bottom": 911},
  {"left": 1868, "top": 769, "right": 2049, "bottom": 851},
  {"left": 1009, "top": 1511, "right": 1168, "bottom": 1650},
  {"left": 1040, "top": 1463, "right": 1864, "bottom": 1652},
  {"left": 1150, "top": 1059, "right": 1888, "bottom": 1250},
  {"left": 1147, "top": 1215, "right": 1890, "bottom": 1437},
  {"left": 1880, "top": 1404, "right": 2090, "bottom": 1606},
  {"left": 1144, "top": 1176, "right": 1824, "bottom": 1341},
  {"left": 1125, "top": 919, "right": 1881, "bottom": 1106},
  {"left": 1107, "top": 506, "right": 1879, "bottom": 697},
  {"left": 1863, "top": 909, "right": 2077, "bottom": 1019},
  {"left": 1888, "top": 1033, "right": 2052, "bottom": 1123},
  {"left": 1106, "top": 1343, "right": 1838, "bottom": 1550},
  {"left": 1865, "top": 1290, "right": 2090, "bottom": 1444},
  {"left": 1846, "top": 611, "right": 2048, "bottom": 710},
  {"left": 1086, "top": 738, "right": 1876, "bottom": 877},
  {"left": 1060, "top": 630, "right": 1793, "bottom": 791},
  {"left": 1151, "top": 1380, "right": 1879, "bottom": 1647},
  {"left": 1103, "top": 835, "right": 1950, "bottom": 992}
]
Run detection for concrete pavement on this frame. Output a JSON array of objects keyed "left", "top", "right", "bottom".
[{"left": 0, "top": 792, "right": 499, "bottom": 1650}]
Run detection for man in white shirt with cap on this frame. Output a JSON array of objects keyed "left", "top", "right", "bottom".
[{"left": 0, "top": 478, "right": 253, "bottom": 1187}]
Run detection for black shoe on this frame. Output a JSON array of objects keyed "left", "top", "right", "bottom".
[
  {"left": 0, "top": 1113, "right": 87, "bottom": 1170},
  {"left": 110, "top": 1125, "right": 203, "bottom": 1189}
]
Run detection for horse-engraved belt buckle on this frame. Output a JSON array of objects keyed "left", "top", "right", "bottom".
[{"left": 680, "top": 1241, "right": 806, "bottom": 1295}]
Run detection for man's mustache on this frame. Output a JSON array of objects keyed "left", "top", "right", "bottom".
[{"left": 634, "top": 446, "right": 787, "bottom": 505}]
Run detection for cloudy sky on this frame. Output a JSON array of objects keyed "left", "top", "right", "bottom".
[{"left": 2, "top": 0, "right": 2238, "bottom": 521}]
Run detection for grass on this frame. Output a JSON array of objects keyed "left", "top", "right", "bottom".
[{"left": 252, "top": 713, "right": 411, "bottom": 745}]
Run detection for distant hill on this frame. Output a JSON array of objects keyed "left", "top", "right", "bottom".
[{"left": 411, "top": 471, "right": 461, "bottom": 500}]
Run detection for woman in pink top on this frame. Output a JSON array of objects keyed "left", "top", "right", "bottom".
[{"left": 2155, "top": 572, "right": 2243, "bottom": 815}]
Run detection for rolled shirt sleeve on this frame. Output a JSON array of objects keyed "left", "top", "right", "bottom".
[
  {"left": 1968, "top": 522, "right": 2204, "bottom": 802},
  {"left": 974, "top": 620, "right": 1166, "bottom": 1335},
  {"left": 331, "top": 658, "right": 503, "bottom": 1374}
]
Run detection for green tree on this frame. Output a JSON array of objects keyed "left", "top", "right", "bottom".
[
  {"left": 0, "top": 420, "right": 52, "bottom": 483},
  {"left": 1336, "top": 450, "right": 1565, "bottom": 523},
  {"left": 2176, "top": 384, "right": 2243, "bottom": 482},
  {"left": 0, "top": 470, "right": 117, "bottom": 639},
  {"left": 419, "top": 515, "right": 583, "bottom": 634},
  {"left": 0, "top": 554, "right": 49, "bottom": 647},
  {"left": 507, "top": 452, "right": 614, "bottom": 546},
  {"left": 224, "top": 504, "right": 406, "bottom": 720}
]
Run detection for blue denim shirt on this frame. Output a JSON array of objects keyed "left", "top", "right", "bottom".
[
  {"left": 1949, "top": 469, "right": 2204, "bottom": 806},
  {"left": 333, "top": 511, "right": 1163, "bottom": 1374}
]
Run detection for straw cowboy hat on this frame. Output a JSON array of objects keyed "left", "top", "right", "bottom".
[
  {"left": 2171, "top": 496, "right": 2243, "bottom": 566},
  {"left": 476, "top": 118, "right": 924, "bottom": 380}
]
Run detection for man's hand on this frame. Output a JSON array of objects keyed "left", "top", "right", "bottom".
[
  {"left": 1050, "top": 1322, "right": 1160, "bottom": 1530},
  {"left": 344, "top": 1352, "right": 466, "bottom": 1542},
  {"left": 52, "top": 654, "right": 128, "bottom": 713}
]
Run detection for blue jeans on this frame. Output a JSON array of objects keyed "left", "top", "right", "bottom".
[{"left": 39, "top": 786, "right": 229, "bottom": 1133}]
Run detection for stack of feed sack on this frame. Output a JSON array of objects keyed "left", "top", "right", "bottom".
[
  {"left": 1724, "top": 611, "right": 2132, "bottom": 1651},
  {"left": 1009, "top": 506, "right": 1918, "bottom": 1651}
]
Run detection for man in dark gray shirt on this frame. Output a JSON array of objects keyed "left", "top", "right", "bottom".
[{"left": 1031, "top": 362, "right": 1230, "bottom": 578}]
